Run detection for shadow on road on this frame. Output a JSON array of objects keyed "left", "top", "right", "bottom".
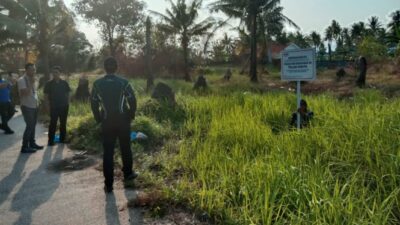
[
  {"left": 125, "top": 189, "right": 143, "bottom": 225},
  {"left": 105, "top": 194, "right": 122, "bottom": 225},
  {"left": 10, "top": 145, "right": 64, "bottom": 225},
  {"left": 0, "top": 114, "right": 24, "bottom": 156},
  {"left": 0, "top": 154, "right": 30, "bottom": 206}
]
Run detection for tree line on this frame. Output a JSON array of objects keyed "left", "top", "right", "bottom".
[
  {"left": 0, "top": 0, "right": 93, "bottom": 84},
  {"left": 1, "top": 0, "right": 399, "bottom": 84}
]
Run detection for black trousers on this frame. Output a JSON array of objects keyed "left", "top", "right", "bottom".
[
  {"left": 357, "top": 71, "right": 367, "bottom": 87},
  {"left": 101, "top": 117, "right": 133, "bottom": 187},
  {"left": 48, "top": 105, "right": 69, "bottom": 143},
  {"left": 0, "top": 102, "right": 12, "bottom": 130},
  {"left": 21, "top": 106, "right": 38, "bottom": 147}
]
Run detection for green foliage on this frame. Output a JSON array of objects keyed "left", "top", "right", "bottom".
[
  {"left": 309, "top": 31, "right": 322, "bottom": 48},
  {"left": 153, "top": 0, "right": 214, "bottom": 81},
  {"left": 357, "top": 36, "right": 387, "bottom": 62},
  {"left": 211, "top": 33, "right": 236, "bottom": 63},
  {"left": 172, "top": 90, "right": 400, "bottom": 224},
  {"left": 67, "top": 99, "right": 174, "bottom": 152},
  {"left": 50, "top": 31, "right": 93, "bottom": 73},
  {"left": 66, "top": 76, "right": 400, "bottom": 224},
  {"left": 0, "top": 1, "right": 26, "bottom": 45},
  {"left": 67, "top": 102, "right": 101, "bottom": 152},
  {"left": 74, "top": 0, "right": 145, "bottom": 55},
  {"left": 388, "top": 10, "right": 400, "bottom": 33},
  {"left": 131, "top": 115, "right": 171, "bottom": 149},
  {"left": 288, "top": 31, "right": 310, "bottom": 48},
  {"left": 210, "top": 0, "right": 297, "bottom": 82},
  {"left": 0, "top": 0, "right": 93, "bottom": 74},
  {"left": 138, "top": 99, "right": 186, "bottom": 128}
]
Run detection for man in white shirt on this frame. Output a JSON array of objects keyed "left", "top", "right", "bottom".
[{"left": 17, "top": 63, "right": 44, "bottom": 153}]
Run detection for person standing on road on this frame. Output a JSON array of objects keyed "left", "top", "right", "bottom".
[
  {"left": 17, "top": 63, "right": 44, "bottom": 153},
  {"left": 44, "top": 66, "right": 71, "bottom": 146},
  {"left": 0, "top": 73, "right": 15, "bottom": 134},
  {"left": 91, "top": 57, "right": 138, "bottom": 193}
]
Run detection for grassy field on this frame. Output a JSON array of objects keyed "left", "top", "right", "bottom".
[
  {"left": 63, "top": 70, "right": 400, "bottom": 224},
  {"left": 177, "top": 91, "right": 400, "bottom": 224}
]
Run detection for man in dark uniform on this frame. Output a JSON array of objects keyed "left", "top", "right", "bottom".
[
  {"left": 44, "top": 66, "right": 71, "bottom": 146},
  {"left": 91, "top": 57, "right": 138, "bottom": 193}
]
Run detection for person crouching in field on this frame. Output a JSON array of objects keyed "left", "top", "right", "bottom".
[
  {"left": 44, "top": 66, "right": 71, "bottom": 146},
  {"left": 91, "top": 57, "right": 138, "bottom": 193},
  {"left": 290, "top": 99, "right": 314, "bottom": 128}
]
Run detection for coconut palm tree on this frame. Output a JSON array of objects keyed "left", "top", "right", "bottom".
[
  {"left": 341, "top": 28, "right": 353, "bottom": 52},
  {"left": 323, "top": 20, "right": 341, "bottom": 61},
  {"left": 324, "top": 26, "right": 333, "bottom": 61},
  {"left": 288, "top": 31, "right": 309, "bottom": 48},
  {"left": 388, "top": 10, "right": 400, "bottom": 33},
  {"left": 309, "top": 31, "right": 321, "bottom": 49},
  {"left": 153, "top": 0, "right": 214, "bottom": 81},
  {"left": 368, "top": 16, "right": 382, "bottom": 36},
  {"left": 220, "top": 33, "right": 235, "bottom": 59},
  {"left": 210, "top": 0, "right": 296, "bottom": 82},
  {"left": 386, "top": 26, "right": 400, "bottom": 47},
  {"left": 318, "top": 43, "right": 326, "bottom": 60},
  {"left": 330, "top": 20, "right": 342, "bottom": 43},
  {"left": 351, "top": 22, "right": 366, "bottom": 43}
]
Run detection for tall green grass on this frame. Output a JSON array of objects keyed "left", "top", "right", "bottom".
[
  {"left": 175, "top": 89, "right": 400, "bottom": 224},
  {"left": 65, "top": 75, "right": 400, "bottom": 224}
]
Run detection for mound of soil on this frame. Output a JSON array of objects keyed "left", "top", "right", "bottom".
[
  {"left": 193, "top": 75, "right": 208, "bottom": 89},
  {"left": 128, "top": 190, "right": 210, "bottom": 225},
  {"left": 151, "top": 82, "right": 176, "bottom": 106},
  {"left": 47, "top": 151, "right": 97, "bottom": 172}
]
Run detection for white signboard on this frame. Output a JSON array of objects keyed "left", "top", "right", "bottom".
[{"left": 281, "top": 48, "right": 316, "bottom": 81}]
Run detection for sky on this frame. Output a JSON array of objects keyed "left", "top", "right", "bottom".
[{"left": 64, "top": 0, "right": 400, "bottom": 49}]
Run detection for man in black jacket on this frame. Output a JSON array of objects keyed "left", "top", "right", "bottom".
[
  {"left": 44, "top": 66, "right": 71, "bottom": 146},
  {"left": 91, "top": 57, "right": 138, "bottom": 193}
]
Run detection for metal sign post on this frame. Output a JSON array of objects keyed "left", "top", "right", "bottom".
[
  {"left": 281, "top": 48, "right": 316, "bottom": 130},
  {"left": 297, "top": 81, "right": 301, "bottom": 129}
]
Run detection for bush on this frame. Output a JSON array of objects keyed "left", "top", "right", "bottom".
[
  {"left": 357, "top": 36, "right": 387, "bottom": 62},
  {"left": 69, "top": 115, "right": 102, "bottom": 153},
  {"left": 138, "top": 99, "right": 186, "bottom": 128},
  {"left": 131, "top": 116, "right": 171, "bottom": 150}
]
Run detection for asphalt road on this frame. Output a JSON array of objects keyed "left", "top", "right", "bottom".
[{"left": 0, "top": 111, "right": 143, "bottom": 225}]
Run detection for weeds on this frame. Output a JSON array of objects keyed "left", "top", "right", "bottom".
[{"left": 66, "top": 75, "right": 400, "bottom": 224}]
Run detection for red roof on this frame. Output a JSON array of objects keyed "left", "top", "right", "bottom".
[{"left": 270, "top": 44, "right": 287, "bottom": 54}]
